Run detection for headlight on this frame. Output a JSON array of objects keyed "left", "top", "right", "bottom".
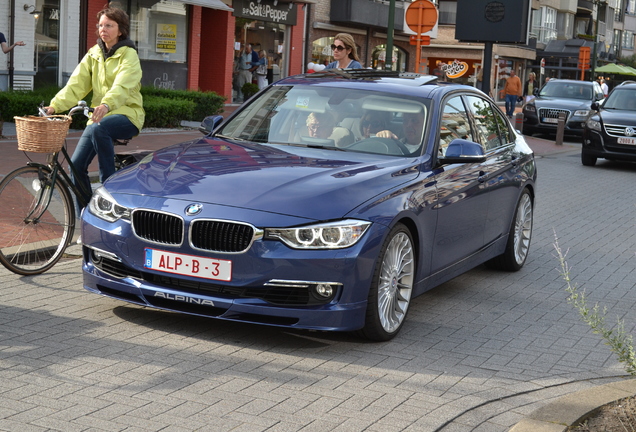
[
  {"left": 266, "top": 220, "right": 371, "bottom": 249},
  {"left": 574, "top": 110, "right": 590, "bottom": 117},
  {"left": 524, "top": 105, "right": 536, "bottom": 113},
  {"left": 88, "top": 187, "right": 131, "bottom": 223},
  {"left": 586, "top": 118, "right": 602, "bottom": 131}
]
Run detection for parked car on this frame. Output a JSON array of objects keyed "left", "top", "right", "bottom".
[
  {"left": 581, "top": 81, "right": 636, "bottom": 166},
  {"left": 81, "top": 70, "right": 537, "bottom": 341},
  {"left": 522, "top": 78, "right": 604, "bottom": 136}
]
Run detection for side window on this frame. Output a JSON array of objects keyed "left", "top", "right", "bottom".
[
  {"left": 439, "top": 96, "right": 473, "bottom": 156},
  {"left": 465, "top": 95, "right": 510, "bottom": 150}
]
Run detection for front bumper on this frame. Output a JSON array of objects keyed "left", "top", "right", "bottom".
[
  {"left": 582, "top": 128, "right": 636, "bottom": 162},
  {"left": 80, "top": 209, "right": 384, "bottom": 332},
  {"left": 522, "top": 109, "right": 587, "bottom": 136}
]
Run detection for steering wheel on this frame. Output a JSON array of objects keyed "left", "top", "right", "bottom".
[{"left": 347, "top": 137, "right": 410, "bottom": 156}]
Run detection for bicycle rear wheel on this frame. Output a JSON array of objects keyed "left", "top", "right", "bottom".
[{"left": 0, "top": 166, "right": 76, "bottom": 275}]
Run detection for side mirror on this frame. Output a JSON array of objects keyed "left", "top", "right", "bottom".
[
  {"left": 199, "top": 115, "right": 224, "bottom": 135},
  {"left": 591, "top": 101, "right": 600, "bottom": 111},
  {"left": 438, "top": 139, "right": 486, "bottom": 165}
]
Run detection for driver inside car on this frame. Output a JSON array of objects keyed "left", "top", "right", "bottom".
[{"left": 375, "top": 111, "right": 424, "bottom": 153}]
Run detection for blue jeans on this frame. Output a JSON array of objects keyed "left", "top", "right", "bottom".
[
  {"left": 505, "top": 94, "right": 518, "bottom": 117},
  {"left": 71, "top": 114, "right": 139, "bottom": 203}
]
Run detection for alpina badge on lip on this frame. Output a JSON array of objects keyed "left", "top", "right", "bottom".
[{"left": 185, "top": 203, "right": 203, "bottom": 216}]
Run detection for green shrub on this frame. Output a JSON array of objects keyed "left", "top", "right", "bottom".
[
  {"left": 242, "top": 83, "right": 259, "bottom": 100},
  {"left": 1, "top": 87, "right": 225, "bottom": 130},
  {"left": 140, "top": 87, "right": 225, "bottom": 121},
  {"left": 143, "top": 96, "right": 196, "bottom": 128}
]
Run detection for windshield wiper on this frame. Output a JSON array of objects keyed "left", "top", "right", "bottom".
[
  {"left": 214, "top": 134, "right": 247, "bottom": 142},
  {"left": 305, "top": 144, "right": 346, "bottom": 151}
]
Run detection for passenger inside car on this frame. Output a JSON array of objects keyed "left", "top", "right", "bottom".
[{"left": 303, "top": 112, "right": 354, "bottom": 147}]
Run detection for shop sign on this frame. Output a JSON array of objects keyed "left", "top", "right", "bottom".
[
  {"left": 440, "top": 60, "right": 470, "bottom": 79},
  {"left": 233, "top": 0, "right": 298, "bottom": 25},
  {"left": 156, "top": 24, "right": 177, "bottom": 53}
]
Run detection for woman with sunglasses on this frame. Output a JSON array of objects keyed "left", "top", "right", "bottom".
[{"left": 325, "top": 33, "right": 362, "bottom": 70}]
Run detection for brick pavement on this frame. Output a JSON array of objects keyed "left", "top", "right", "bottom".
[{"left": 1, "top": 127, "right": 635, "bottom": 431}]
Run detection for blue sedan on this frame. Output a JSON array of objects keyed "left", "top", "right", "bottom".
[{"left": 81, "top": 70, "right": 536, "bottom": 340}]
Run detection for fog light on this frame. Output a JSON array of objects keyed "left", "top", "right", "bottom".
[{"left": 314, "top": 283, "right": 334, "bottom": 298}]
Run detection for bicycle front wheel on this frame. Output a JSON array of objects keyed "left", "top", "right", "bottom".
[{"left": 0, "top": 166, "right": 76, "bottom": 275}]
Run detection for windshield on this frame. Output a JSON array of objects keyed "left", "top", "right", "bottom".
[
  {"left": 539, "top": 81, "right": 594, "bottom": 100},
  {"left": 217, "top": 85, "right": 429, "bottom": 157},
  {"left": 603, "top": 88, "right": 636, "bottom": 110}
]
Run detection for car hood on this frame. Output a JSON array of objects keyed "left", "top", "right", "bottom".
[
  {"left": 530, "top": 97, "right": 593, "bottom": 111},
  {"left": 105, "top": 137, "right": 422, "bottom": 220},
  {"left": 595, "top": 108, "right": 636, "bottom": 125}
]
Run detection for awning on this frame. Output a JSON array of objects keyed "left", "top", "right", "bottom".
[
  {"left": 179, "top": 0, "right": 233, "bottom": 12},
  {"left": 595, "top": 63, "right": 636, "bottom": 76}
]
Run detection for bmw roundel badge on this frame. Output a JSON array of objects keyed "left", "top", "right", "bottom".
[{"left": 185, "top": 203, "right": 203, "bottom": 216}]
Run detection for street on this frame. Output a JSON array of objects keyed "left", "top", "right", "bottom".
[{"left": 1, "top": 139, "right": 635, "bottom": 432}]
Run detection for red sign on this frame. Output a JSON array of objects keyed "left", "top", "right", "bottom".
[{"left": 405, "top": 0, "right": 438, "bottom": 34}]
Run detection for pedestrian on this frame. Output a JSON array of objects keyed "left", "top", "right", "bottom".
[
  {"left": 600, "top": 78, "right": 609, "bottom": 98},
  {"left": 325, "top": 33, "right": 362, "bottom": 69},
  {"left": 523, "top": 72, "right": 537, "bottom": 104},
  {"left": 235, "top": 43, "right": 259, "bottom": 101},
  {"left": 254, "top": 49, "right": 268, "bottom": 90},
  {"left": 0, "top": 32, "right": 25, "bottom": 54},
  {"left": 43, "top": 7, "right": 144, "bottom": 204},
  {"left": 501, "top": 70, "right": 522, "bottom": 118}
]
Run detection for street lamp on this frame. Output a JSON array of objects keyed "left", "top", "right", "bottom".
[{"left": 591, "top": 0, "right": 607, "bottom": 81}]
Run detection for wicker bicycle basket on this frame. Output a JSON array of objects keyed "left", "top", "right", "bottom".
[{"left": 13, "top": 115, "right": 72, "bottom": 153}]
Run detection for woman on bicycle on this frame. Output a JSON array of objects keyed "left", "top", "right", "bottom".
[{"left": 43, "top": 7, "right": 144, "bottom": 204}]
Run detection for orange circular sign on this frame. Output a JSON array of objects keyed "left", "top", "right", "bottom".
[{"left": 405, "top": 0, "right": 438, "bottom": 34}]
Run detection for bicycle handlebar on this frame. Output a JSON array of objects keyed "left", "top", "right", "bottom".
[{"left": 39, "top": 101, "right": 94, "bottom": 118}]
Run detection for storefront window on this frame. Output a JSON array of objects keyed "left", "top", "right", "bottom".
[
  {"left": 33, "top": 0, "right": 60, "bottom": 89},
  {"left": 371, "top": 45, "right": 407, "bottom": 71},
  {"left": 130, "top": 0, "right": 188, "bottom": 63},
  {"left": 311, "top": 37, "right": 335, "bottom": 67},
  {"left": 129, "top": 0, "right": 189, "bottom": 89}
]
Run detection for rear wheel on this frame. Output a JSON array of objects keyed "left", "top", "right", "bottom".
[
  {"left": 581, "top": 151, "right": 597, "bottom": 166},
  {"left": 358, "top": 223, "right": 415, "bottom": 341},
  {"left": 0, "top": 166, "right": 75, "bottom": 275},
  {"left": 486, "top": 189, "right": 533, "bottom": 272}
]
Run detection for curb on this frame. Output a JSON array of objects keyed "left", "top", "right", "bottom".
[{"left": 510, "top": 378, "right": 636, "bottom": 432}]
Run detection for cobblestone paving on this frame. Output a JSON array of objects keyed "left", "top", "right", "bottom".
[{"left": 1, "top": 144, "right": 635, "bottom": 432}]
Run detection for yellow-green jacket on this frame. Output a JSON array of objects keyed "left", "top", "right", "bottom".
[{"left": 50, "top": 41, "right": 144, "bottom": 132}]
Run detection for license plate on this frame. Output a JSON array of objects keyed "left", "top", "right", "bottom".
[
  {"left": 617, "top": 137, "right": 636, "bottom": 145},
  {"left": 542, "top": 118, "right": 559, "bottom": 124},
  {"left": 144, "top": 248, "right": 232, "bottom": 281}
]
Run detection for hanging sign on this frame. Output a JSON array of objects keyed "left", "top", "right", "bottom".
[
  {"left": 156, "top": 24, "right": 177, "bottom": 53},
  {"left": 233, "top": 0, "right": 298, "bottom": 25}
]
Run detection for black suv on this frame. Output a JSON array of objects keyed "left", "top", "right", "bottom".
[
  {"left": 581, "top": 81, "right": 636, "bottom": 166},
  {"left": 522, "top": 79, "right": 604, "bottom": 136}
]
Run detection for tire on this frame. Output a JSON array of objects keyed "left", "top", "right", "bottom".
[
  {"left": 486, "top": 189, "right": 533, "bottom": 272},
  {"left": 0, "top": 166, "right": 76, "bottom": 275},
  {"left": 581, "top": 151, "right": 597, "bottom": 166},
  {"left": 358, "top": 223, "right": 415, "bottom": 341}
]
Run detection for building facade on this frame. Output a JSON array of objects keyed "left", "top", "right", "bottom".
[{"left": 2, "top": 0, "right": 636, "bottom": 103}]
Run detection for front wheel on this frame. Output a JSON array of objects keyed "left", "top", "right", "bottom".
[
  {"left": 486, "top": 189, "right": 533, "bottom": 272},
  {"left": 0, "top": 166, "right": 75, "bottom": 275},
  {"left": 358, "top": 223, "right": 415, "bottom": 341},
  {"left": 581, "top": 151, "right": 597, "bottom": 166}
]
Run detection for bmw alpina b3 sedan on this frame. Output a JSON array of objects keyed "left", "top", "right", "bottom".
[{"left": 81, "top": 70, "right": 537, "bottom": 341}]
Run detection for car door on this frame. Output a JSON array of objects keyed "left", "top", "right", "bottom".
[
  {"left": 431, "top": 94, "right": 490, "bottom": 273},
  {"left": 464, "top": 95, "right": 519, "bottom": 245}
]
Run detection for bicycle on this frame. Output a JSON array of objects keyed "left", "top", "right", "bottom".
[{"left": 0, "top": 101, "right": 134, "bottom": 275}]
